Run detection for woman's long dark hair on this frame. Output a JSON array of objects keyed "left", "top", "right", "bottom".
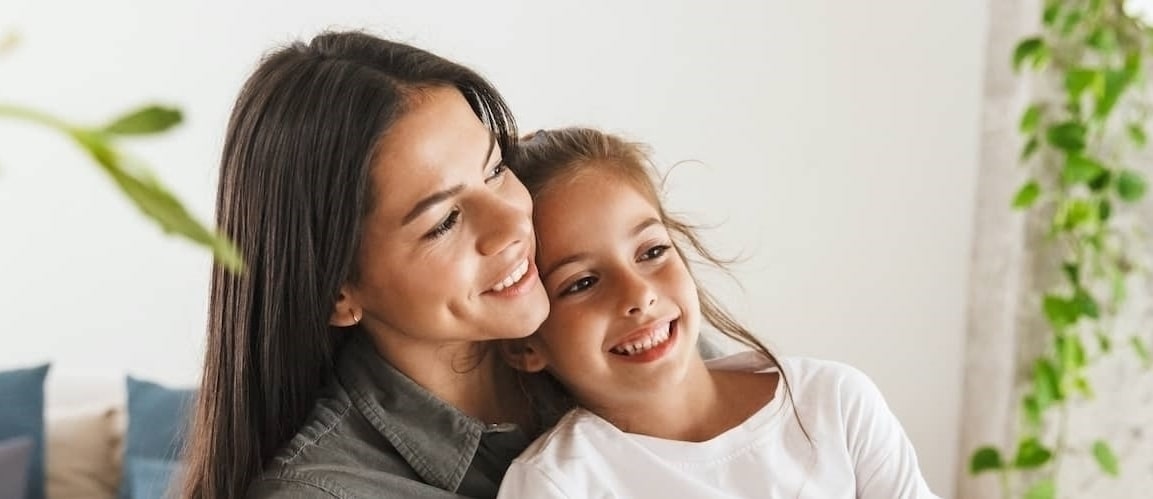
[{"left": 181, "top": 31, "right": 517, "bottom": 499}]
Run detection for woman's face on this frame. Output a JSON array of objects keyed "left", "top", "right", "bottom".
[{"left": 340, "top": 86, "right": 549, "bottom": 347}]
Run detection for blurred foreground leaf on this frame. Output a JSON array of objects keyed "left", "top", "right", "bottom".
[{"left": 0, "top": 103, "right": 243, "bottom": 272}]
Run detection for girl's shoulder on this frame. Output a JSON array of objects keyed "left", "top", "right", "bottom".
[{"left": 707, "top": 352, "right": 886, "bottom": 408}]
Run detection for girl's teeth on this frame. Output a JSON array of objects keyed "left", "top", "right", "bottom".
[{"left": 611, "top": 323, "right": 672, "bottom": 356}]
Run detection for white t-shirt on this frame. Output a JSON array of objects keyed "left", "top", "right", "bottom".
[{"left": 497, "top": 353, "right": 939, "bottom": 499}]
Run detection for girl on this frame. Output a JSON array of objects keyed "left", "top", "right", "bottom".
[{"left": 497, "top": 128, "right": 939, "bottom": 498}]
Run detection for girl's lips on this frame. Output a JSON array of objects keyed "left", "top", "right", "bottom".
[
  {"left": 610, "top": 319, "right": 679, "bottom": 363},
  {"left": 610, "top": 320, "right": 671, "bottom": 354}
]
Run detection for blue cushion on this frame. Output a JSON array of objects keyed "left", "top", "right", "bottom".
[
  {"left": 126, "top": 457, "right": 183, "bottom": 499},
  {"left": 0, "top": 437, "right": 34, "bottom": 499},
  {"left": 0, "top": 364, "right": 49, "bottom": 499},
  {"left": 120, "top": 377, "right": 195, "bottom": 499}
]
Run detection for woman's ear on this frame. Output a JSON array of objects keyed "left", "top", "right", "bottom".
[
  {"left": 329, "top": 286, "right": 361, "bottom": 327},
  {"left": 498, "top": 338, "right": 549, "bottom": 373}
]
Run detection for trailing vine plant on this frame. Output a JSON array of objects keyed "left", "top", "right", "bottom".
[
  {"left": 0, "top": 30, "right": 242, "bottom": 271},
  {"left": 970, "top": 1, "right": 1152, "bottom": 498}
]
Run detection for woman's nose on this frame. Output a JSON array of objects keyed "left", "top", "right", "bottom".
[{"left": 476, "top": 192, "right": 532, "bottom": 257}]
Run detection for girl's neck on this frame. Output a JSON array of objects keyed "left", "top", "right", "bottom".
[{"left": 593, "top": 359, "right": 778, "bottom": 442}]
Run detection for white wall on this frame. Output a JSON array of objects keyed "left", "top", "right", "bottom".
[{"left": 0, "top": 0, "right": 986, "bottom": 492}]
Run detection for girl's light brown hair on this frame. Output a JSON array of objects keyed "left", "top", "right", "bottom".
[{"left": 510, "top": 127, "right": 808, "bottom": 438}]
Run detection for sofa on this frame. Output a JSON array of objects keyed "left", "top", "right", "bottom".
[{"left": 1, "top": 365, "right": 193, "bottom": 499}]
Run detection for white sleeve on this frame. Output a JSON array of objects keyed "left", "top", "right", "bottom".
[
  {"left": 838, "top": 365, "right": 941, "bottom": 499},
  {"left": 496, "top": 460, "right": 571, "bottom": 499}
]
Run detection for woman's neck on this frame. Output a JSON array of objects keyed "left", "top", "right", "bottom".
[
  {"left": 367, "top": 333, "right": 530, "bottom": 426},
  {"left": 593, "top": 360, "right": 778, "bottom": 442}
]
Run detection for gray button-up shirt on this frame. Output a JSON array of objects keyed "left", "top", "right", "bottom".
[{"left": 248, "top": 334, "right": 532, "bottom": 499}]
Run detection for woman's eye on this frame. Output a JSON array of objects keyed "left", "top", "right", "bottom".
[
  {"left": 640, "top": 244, "right": 671, "bottom": 261},
  {"left": 485, "top": 162, "right": 508, "bottom": 182},
  {"left": 560, "top": 276, "right": 598, "bottom": 296},
  {"left": 424, "top": 209, "right": 461, "bottom": 240}
]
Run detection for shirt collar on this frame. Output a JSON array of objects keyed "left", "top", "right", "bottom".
[{"left": 336, "top": 333, "right": 488, "bottom": 492}]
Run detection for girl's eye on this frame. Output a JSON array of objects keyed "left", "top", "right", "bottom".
[
  {"left": 640, "top": 244, "right": 671, "bottom": 261},
  {"left": 424, "top": 209, "right": 461, "bottom": 240},
  {"left": 560, "top": 276, "right": 598, "bottom": 296},
  {"left": 485, "top": 162, "right": 508, "bottom": 182}
]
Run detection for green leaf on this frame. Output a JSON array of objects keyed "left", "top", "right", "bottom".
[
  {"left": 1127, "top": 123, "right": 1147, "bottom": 147},
  {"left": 67, "top": 130, "right": 244, "bottom": 272},
  {"left": 1057, "top": 199, "right": 1095, "bottom": 231},
  {"left": 1062, "top": 154, "right": 1107, "bottom": 185},
  {"left": 1097, "top": 60, "right": 1138, "bottom": 120},
  {"left": 1022, "top": 136, "right": 1041, "bottom": 160},
  {"left": 1087, "top": 28, "right": 1118, "bottom": 51},
  {"left": 1023, "top": 394, "right": 1043, "bottom": 427},
  {"left": 1025, "top": 479, "right": 1056, "bottom": 499},
  {"left": 1058, "top": 333, "right": 1088, "bottom": 369},
  {"left": 1015, "top": 437, "right": 1054, "bottom": 469},
  {"left": 1072, "top": 289, "right": 1100, "bottom": 320},
  {"left": 1020, "top": 104, "right": 1043, "bottom": 134},
  {"left": 1047, "top": 122, "right": 1087, "bottom": 152},
  {"left": 1061, "top": 262, "right": 1080, "bottom": 286},
  {"left": 1061, "top": 9, "right": 1084, "bottom": 35},
  {"left": 103, "top": 105, "right": 183, "bottom": 136},
  {"left": 1043, "top": 294, "right": 1077, "bottom": 329},
  {"left": 1066, "top": 69, "right": 1102, "bottom": 100},
  {"left": 1088, "top": 170, "right": 1112, "bottom": 192},
  {"left": 1033, "top": 358, "right": 1062, "bottom": 405},
  {"left": 1098, "top": 199, "right": 1112, "bottom": 222},
  {"left": 1092, "top": 440, "right": 1120, "bottom": 476},
  {"left": 970, "top": 447, "right": 1004, "bottom": 474},
  {"left": 1013, "top": 181, "right": 1041, "bottom": 209},
  {"left": 1054, "top": 198, "right": 1093, "bottom": 229},
  {"left": 1014, "top": 37, "right": 1045, "bottom": 71},
  {"left": 1043, "top": 3, "right": 1061, "bottom": 26},
  {"left": 1098, "top": 331, "right": 1112, "bottom": 353},
  {"left": 1112, "top": 272, "right": 1127, "bottom": 308},
  {"left": 1132, "top": 336, "right": 1152, "bottom": 368},
  {"left": 1117, "top": 170, "right": 1147, "bottom": 202}
]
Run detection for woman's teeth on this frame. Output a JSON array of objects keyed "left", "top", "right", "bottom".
[
  {"left": 611, "top": 322, "right": 672, "bottom": 356},
  {"left": 491, "top": 260, "right": 529, "bottom": 292}
]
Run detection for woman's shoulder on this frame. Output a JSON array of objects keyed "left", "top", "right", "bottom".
[{"left": 252, "top": 387, "right": 463, "bottom": 498}]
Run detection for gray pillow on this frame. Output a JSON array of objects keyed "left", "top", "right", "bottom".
[{"left": 0, "top": 436, "right": 33, "bottom": 499}]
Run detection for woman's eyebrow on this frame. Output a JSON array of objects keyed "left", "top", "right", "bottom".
[
  {"left": 402, "top": 132, "right": 500, "bottom": 227},
  {"left": 402, "top": 184, "right": 465, "bottom": 226}
]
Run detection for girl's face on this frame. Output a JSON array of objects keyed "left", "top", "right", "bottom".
[
  {"left": 519, "top": 166, "right": 702, "bottom": 411},
  {"left": 337, "top": 86, "right": 549, "bottom": 348}
]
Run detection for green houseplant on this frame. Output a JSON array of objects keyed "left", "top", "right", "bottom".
[{"left": 969, "top": 1, "right": 1152, "bottom": 497}]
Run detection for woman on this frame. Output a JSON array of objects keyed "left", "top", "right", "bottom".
[{"left": 181, "top": 31, "right": 552, "bottom": 498}]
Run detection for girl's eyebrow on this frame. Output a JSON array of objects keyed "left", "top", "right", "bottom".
[
  {"left": 541, "top": 217, "right": 663, "bottom": 278},
  {"left": 541, "top": 253, "right": 589, "bottom": 282},
  {"left": 631, "top": 217, "right": 661, "bottom": 236}
]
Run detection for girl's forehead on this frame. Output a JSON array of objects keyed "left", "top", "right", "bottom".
[{"left": 536, "top": 164, "right": 654, "bottom": 203}]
